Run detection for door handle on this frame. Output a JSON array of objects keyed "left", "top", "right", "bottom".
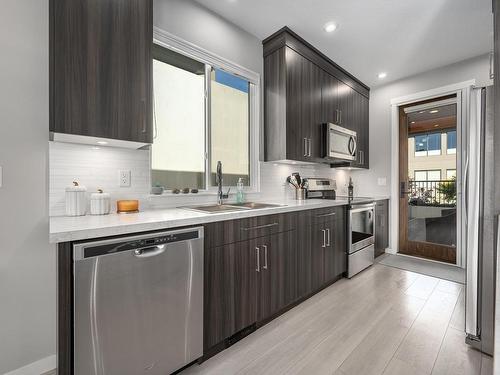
[
  {"left": 262, "top": 245, "right": 268, "bottom": 270},
  {"left": 303, "top": 138, "right": 308, "bottom": 157},
  {"left": 336, "top": 109, "right": 340, "bottom": 124},
  {"left": 326, "top": 228, "right": 331, "bottom": 247},
  {"left": 339, "top": 110, "right": 342, "bottom": 124},
  {"left": 134, "top": 245, "right": 165, "bottom": 258},
  {"left": 308, "top": 138, "right": 312, "bottom": 157},
  {"left": 255, "top": 247, "right": 260, "bottom": 272},
  {"left": 321, "top": 229, "right": 326, "bottom": 248}
]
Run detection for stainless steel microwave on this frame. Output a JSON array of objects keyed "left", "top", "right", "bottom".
[{"left": 323, "top": 123, "right": 357, "bottom": 161}]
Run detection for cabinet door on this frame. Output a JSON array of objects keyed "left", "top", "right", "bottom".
[
  {"left": 297, "top": 214, "right": 313, "bottom": 298},
  {"left": 258, "top": 231, "right": 297, "bottom": 321},
  {"left": 337, "top": 81, "right": 353, "bottom": 129},
  {"left": 323, "top": 207, "right": 346, "bottom": 283},
  {"left": 286, "top": 48, "right": 322, "bottom": 161},
  {"left": 204, "top": 240, "right": 258, "bottom": 349},
  {"left": 311, "top": 223, "right": 326, "bottom": 291},
  {"left": 321, "top": 72, "right": 340, "bottom": 124},
  {"left": 51, "top": 0, "right": 153, "bottom": 143},
  {"left": 375, "top": 200, "right": 389, "bottom": 257}
]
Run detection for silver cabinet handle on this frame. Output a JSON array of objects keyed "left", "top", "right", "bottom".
[
  {"left": 321, "top": 229, "right": 326, "bottom": 248},
  {"left": 141, "top": 99, "right": 147, "bottom": 134},
  {"left": 490, "top": 50, "right": 494, "bottom": 79},
  {"left": 336, "top": 109, "right": 340, "bottom": 124},
  {"left": 303, "top": 138, "right": 308, "bottom": 157},
  {"left": 308, "top": 138, "right": 312, "bottom": 157},
  {"left": 339, "top": 110, "right": 342, "bottom": 124},
  {"left": 241, "top": 222, "right": 279, "bottom": 231},
  {"left": 256, "top": 247, "right": 260, "bottom": 272},
  {"left": 263, "top": 245, "right": 268, "bottom": 270},
  {"left": 326, "top": 228, "right": 331, "bottom": 247},
  {"left": 316, "top": 212, "right": 336, "bottom": 218}
]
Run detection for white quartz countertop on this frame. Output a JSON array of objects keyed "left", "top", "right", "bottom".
[{"left": 49, "top": 196, "right": 389, "bottom": 243}]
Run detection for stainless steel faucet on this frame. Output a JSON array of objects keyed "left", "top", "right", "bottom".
[{"left": 216, "top": 161, "right": 230, "bottom": 205}]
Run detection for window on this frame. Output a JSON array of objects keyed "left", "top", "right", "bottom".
[
  {"left": 446, "top": 169, "right": 456, "bottom": 179},
  {"left": 414, "top": 133, "right": 441, "bottom": 156},
  {"left": 447, "top": 130, "right": 457, "bottom": 154},
  {"left": 414, "top": 170, "right": 442, "bottom": 181},
  {"left": 151, "top": 44, "right": 256, "bottom": 192},
  {"left": 210, "top": 68, "right": 250, "bottom": 186}
]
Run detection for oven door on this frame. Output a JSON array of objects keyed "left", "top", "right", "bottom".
[
  {"left": 349, "top": 203, "right": 375, "bottom": 254},
  {"left": 324, "top": 123, "right": 357, "bottom": 161}
]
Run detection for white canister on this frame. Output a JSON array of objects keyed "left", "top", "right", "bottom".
[
  {"left": 90, "top": 189, "right": 111, "bottom": 215},
  {"left": 65, "top": 181, "right": 87, "bottom": 216}
]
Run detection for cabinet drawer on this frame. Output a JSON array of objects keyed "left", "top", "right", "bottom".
[
  {"left": 310, "top": 206, "right": 343, "bottom": 225},
  {"left": 204, "top": 212, "right": 296, "bottom": 248},
  {"left": 239, "top": 213, "right": 296, "bottom": 242}
]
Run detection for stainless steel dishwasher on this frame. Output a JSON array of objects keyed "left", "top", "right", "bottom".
[{"left": 73, "top": 227, "right": 204, "bottom": 375}]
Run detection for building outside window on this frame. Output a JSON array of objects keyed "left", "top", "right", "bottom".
[
  {"left": 414, "top": 170, "right": 442, "bottom": 181},
  {"left": 415, "top": 133, "right": 441, "bottom": 156},
  {"left": 447, "top": 130, "right": 457, "bottom": 154}
]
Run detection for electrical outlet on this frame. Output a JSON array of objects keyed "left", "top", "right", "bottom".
[{"left": 119, "top": 170, "right": 131, "bottom": 187}]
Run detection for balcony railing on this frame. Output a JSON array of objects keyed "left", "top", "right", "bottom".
[{"left": 408, "top": 179, "right": 456, "bottom": 206}]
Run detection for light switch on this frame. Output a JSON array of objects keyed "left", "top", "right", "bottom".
[{"left": 377, "top": 177, "right": 387, "bottom": 186}]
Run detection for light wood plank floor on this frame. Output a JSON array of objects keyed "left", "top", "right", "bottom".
[{"left": 182, "top": 264, "right": 492, "bottom": 375}]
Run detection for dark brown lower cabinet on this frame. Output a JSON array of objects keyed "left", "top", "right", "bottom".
[
  {"left": 375, "top": 200, "right": 389, "bottom": 257},
  {"left": 258, "top": 230, "right": 298, "bottom": 321},
  {"left": 297, "top": 206, "right": 346, "bottom": 298},
  {"left": 204, "top": 207, "right": 346, "bottom": 353},
  {"left": 203, "top": 239, "right": 258, "bottom": 350}
]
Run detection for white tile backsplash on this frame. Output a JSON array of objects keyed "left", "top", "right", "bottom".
[
  {"left": 49, "top": 142, "right": 351, "bottom": 216},
  {"left": 49, "top": 142, "right": 151, "bottom": 216}
]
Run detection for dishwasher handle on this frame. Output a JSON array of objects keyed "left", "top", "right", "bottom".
[{"left": 134, "top": 244, "right": 166, "bottom": 258}]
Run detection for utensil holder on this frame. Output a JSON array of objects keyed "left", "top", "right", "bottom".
[{"left": 295, "top": 188, "right": 306, "bottom": 200}]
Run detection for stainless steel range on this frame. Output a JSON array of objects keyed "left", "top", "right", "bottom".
[{"left": 306, "top": 178, "right": 375, "bottom": 278}]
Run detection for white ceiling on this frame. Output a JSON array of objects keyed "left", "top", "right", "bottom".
[{"left": 195, "top": 0, "right": 493, "bottom": 87}]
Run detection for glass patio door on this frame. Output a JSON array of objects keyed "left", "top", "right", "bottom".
[{"left": 399, "top": 97, "right": 458, "bottom": 264}]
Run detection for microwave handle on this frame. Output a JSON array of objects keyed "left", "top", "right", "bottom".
[{"left": 349, "top": 136, "right": 357, "bottom": 156}]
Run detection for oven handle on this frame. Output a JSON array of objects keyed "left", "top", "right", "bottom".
[{"left": 349, "top": 203, "right": 376, "bottom": 212}]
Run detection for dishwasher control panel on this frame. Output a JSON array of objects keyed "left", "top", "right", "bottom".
[{"left": 73, "top": 228, "right": 203, "bottom": 260}]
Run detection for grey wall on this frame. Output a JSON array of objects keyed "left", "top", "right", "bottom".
[
  {"left": 352, "top": 53, "right": 492, "bottom": 197},
  {"left": 154, "top": 0, "right": 263, "bottom": 76},
  {"left": 0, "top": 0, "right": 56, "bottom": 374}
]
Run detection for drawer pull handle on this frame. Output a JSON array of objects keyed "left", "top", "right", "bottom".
[
  {"left": 316, "top": 212, "right": 336, "bottom": 218},
  {"left": 326, "top": 228, "right": 331, "bottom": 247},
  {"left": 321, "top": 229, "right": 326, "bottom": 248},
  {"left": 256, "top": 247, "right": 260, "bottom": 272},
  {"left": 263, "top": 245, "right": 268, "bottom": 270},
  {"left": 241, "top": 222, "right": 279, "bottom": 231}
]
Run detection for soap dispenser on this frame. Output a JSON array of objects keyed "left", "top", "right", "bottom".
[{"left": 236, "top": 178, "right": 245, "bottom": 204}]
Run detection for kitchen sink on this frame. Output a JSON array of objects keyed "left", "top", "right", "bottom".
[
  {"left": 181, "top": 202, "right": 285, "bottom": 214},
  {"left": 227, "top": 202, "right": 285, "bottom": 209}
]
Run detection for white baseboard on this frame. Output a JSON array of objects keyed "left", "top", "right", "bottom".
[{"left": 3, "top": 355, "right": 56, "bottom": 375}]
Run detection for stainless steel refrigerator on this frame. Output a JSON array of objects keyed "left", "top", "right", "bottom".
[{"left": 464, "top": 85, "right": 495, "bottom": 356}]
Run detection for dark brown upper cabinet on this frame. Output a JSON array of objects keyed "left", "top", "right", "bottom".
[
  {"left": 50, "top": 0, "right": 153, "bottom": 143},
  {"left": 263, "top": 27, "right": 370, "bottom": 168}
]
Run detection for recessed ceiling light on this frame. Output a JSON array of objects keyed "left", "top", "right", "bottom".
[
  {"left": 429, "top": 109, "right": 439, "bottom": 114},
  {"left": 324, "top": 22, "right": 337, "bottom": 33},
  {"left": 434, "top": 124, "right": 439, "bottom": 127},
  {"left": 97, "top": 141, "right": 108, "bottom": 145},
  {"left": 377, "top": 72, "right": 387, "bottom": 79},
  {"left": 410, "top": 121, "right": 416, "bottom": 124}
]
